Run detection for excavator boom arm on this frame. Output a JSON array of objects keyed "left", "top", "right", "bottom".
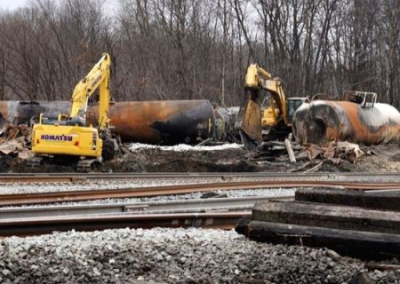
[
  {"left": 238, "top": 64, "right": 289, "bottom": 148},
  {"left": 244, "top": 64, "right": 288, "bottom": 124},
  {"left": 70, "top": 53, "right": 111, "bottom": 130}
]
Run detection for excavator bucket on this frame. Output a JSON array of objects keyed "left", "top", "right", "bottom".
[{"left": 237, "top": 89, "right": 263, "bottom": 149}]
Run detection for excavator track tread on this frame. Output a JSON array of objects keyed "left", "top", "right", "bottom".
[
  {"left": 76, "top": 159, "right": 102, "bottom": 172},
  {"left": 26, "top": 157, "right": 43, "bottom": 167}
]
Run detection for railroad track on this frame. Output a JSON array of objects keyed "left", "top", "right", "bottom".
[
  {"left": 2, "top": 172, "right": 400, "bottom": 237},
  {"left": 0, "top": 211, "right": 251, "bottom": 237},
  {"left": 2, "top": 171, "right": 400, "bottom": 183},
  {"left": 0, "top": 195, "right": 295, "bottom": 237},
  {"left": 0, "top": 196, "right": 293, "bottom": 219},
  {"left": 0, "top": 180, "right": 399, "bottom": 206}
]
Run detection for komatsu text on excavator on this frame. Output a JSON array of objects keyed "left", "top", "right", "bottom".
[
  {"left": 237, "top": 63, "right": 305, "bottom": 149},
  {"left": 29, "top": 53, "right": 118, "bottom": 171}
]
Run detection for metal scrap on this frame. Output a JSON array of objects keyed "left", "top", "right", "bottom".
[
  {"left": 253, "top": 138, "right": 365, "bottom": 170},
  {"left": 303, "top": 141, "right": 364, "bottom": 164},
  {"left": 0, "top": 139, "right": 23, "bottom": 155},
  {"left": 0, "top": 125, "right": 32, "bottom": 159}
]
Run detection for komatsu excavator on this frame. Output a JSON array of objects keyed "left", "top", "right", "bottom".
[
  {"left": 29, "top": 53, "right": 118, "bottom": 171},
  {"left": 237, "top": 64, "right": 305, "bottom": 149}
]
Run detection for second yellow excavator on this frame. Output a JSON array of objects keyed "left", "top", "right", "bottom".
[
  {"left": 29, "top": 53, "right": 118, "bottom": 171},
  {"left": 237, "top": 64, "right": 305, "bottom": 149}
]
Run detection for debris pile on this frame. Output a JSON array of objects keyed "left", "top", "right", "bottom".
[
  {"left": 253, "top": 139, "right": 365, "bottom": 171},
  {"left": 304, "top": 141, "right": 364, "bottom": 164},
  {"left": 0, "top": 124, "right": 32, "bottom": 160}
]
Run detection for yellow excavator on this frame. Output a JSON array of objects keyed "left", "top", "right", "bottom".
[
  {"left": 29, "top": 53, "right": 118, "bottom": 171},
  {"left": 237, "top": 63, "right": 305, "bottom": 149}
]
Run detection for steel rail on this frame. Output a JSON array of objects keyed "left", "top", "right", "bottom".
[
  {"left": 2, "top": 171, "right": 400, "bottom": 183},
  {"left": 0, "top": 211, "right": 251, "bottom": 237},
  {"left": 0, "top": 180, "right": 398, "bottom": 206},
  {"left": 0, "top": 196, "right": 293, "bottom": 219}
]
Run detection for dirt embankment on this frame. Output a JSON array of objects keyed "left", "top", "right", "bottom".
[{"left": 1, "top": 141, "right": 400, "bottom": 173}]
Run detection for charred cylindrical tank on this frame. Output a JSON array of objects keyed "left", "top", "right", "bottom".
[
  {"left": 0, "top": 101, "right": 71, "bottom": 131},
  {"left": 87, "top": 100, "right": 216, "bottom": 144},
  {"left": 293, "top": 100, "right": 400, "bottom": 145},
  {"left": 0, "top": 100, "right": 217, "bottom": 144}
]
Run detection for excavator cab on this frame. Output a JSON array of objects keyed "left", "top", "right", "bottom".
[
  {"left": 261, "top": 96, "right": 281, "bottom": 128},
  {"left": 287, "top": 98, "right": 306, "bottom": 123},
  {"left": 39, "top": 113, "right": 85, "bottom": 127},
  {"left": 260, "top": 97, "right": 306, "bottom": 140}
]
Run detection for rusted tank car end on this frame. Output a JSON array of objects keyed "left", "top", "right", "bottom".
[
  {"left": 87, "top": 100, "right": 216, "bottom": 144},
  {"left": 293, "top": 100, "right": 400, "bottom": 145}
]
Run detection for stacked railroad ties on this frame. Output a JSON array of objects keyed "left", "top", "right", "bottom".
[{"left": 237, "top": 188, "right": 400, "bottom": 261}]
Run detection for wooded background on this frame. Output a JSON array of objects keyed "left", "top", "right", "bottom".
[{"left": 0, "top": 0, "right": 399, "bottom": 108}]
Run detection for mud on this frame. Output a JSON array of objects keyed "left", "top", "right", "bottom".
[
  {"left": 113, "top": 147, "right": 258, "bottom": 172},
  {"left": 351, "top": 142, "right": 400, "bottom": 172},
  {"left": 0, "top": 140, "right": 399, "bottom": 173}
]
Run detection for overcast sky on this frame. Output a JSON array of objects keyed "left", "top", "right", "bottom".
[
  {"left": 0, "top": 0, "right": 119, "bottom": 12},
  {"left": 0, "top": 0, "right": 29, "bottom": 10}
]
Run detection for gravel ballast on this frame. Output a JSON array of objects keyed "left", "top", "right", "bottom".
[
  {"left": 0, "top": 228, "right": 398, "bottom": 283},
  {"left": 2, "top": 173, "right": 400, "bottom": 195}
]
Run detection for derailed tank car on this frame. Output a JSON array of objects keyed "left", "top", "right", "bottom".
[
  {"left": 0, "top": 101, "right": 72, "bottom": 131},
  {"left": 0, "top": 100, "right": 217, "bottom": 144},
  {"left": 87, "top": 100, "right": 216, "bottom": 144},
  {"left": 293, "top": 92, "right": 400, "bottom": 145}
]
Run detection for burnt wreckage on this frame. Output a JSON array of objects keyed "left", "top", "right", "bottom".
[{"left": 292, "top": 92, "right": 400, "bottom": 145}]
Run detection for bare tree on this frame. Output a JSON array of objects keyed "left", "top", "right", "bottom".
[{"left": 0, "top": 0, "right": 399, "bottom": 109}]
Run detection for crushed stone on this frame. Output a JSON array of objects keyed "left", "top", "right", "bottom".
[{"left": 0, "top": 228, "right": 398, "bottom": 283}]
